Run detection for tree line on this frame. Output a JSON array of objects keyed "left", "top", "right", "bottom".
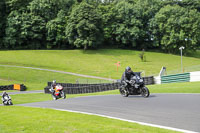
[{"left": 0, "top": 0, "right": 200, "bottom": 54}]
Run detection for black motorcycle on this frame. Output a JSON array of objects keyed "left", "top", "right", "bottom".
[{"left": 119, "top": 72, "right": 150, "bottom": 97}]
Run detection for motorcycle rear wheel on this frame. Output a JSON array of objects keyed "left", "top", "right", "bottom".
[
  {"left": 141, "top": 87, "right": 150, "bottom": 98},
  {"left": 61, "top": 91, "right": 66, "bottom": 99},
  {"left": 119, "top": 86, "right": 129, "bottom": 97},
  {"left": 3, "top": 102, "right": 7, "bottom": 105}
]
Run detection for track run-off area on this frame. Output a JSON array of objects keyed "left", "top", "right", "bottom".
[{"left": 18, "top": 93, "right": 200, "bottom": 133}]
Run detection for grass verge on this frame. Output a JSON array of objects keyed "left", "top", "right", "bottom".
[
  {"left": 148, "top": 81, "right": 200, "bottom": 93},
  {"left": 0, "top": 106, "right": 179, "bottom": 133}
]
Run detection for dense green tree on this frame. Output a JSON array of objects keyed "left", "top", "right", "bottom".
[
  {"left": 4, "top": 11, "right": 23, "bottom": 49},
  {"left": 20, "top": 12, "right": 46, "bottom": 49},
  {"left": 179, "top": 0, "right": 200, "bottom": 12},
  {"left": 28, "top": 0, "right": 75, "bottom": 48},
  {"left": 150, "top": 5, "right": 200, "bottom": 54},
  {"left": 28, "top": 0, "right": 61, "bottom": 22},
  {"left": 133, "top": 0, "right": 162, "bottom": 49},
  {"left": 28, "top": 0, "right": 74, "bottom": 21},
  {"left": 111, "top": 0, "right": 142, "bottom": 48},
  {"left": 4, "top": 0, "right": 75, "bottom": 49},
  {"left": 46, "top": 10, "right": 69, "bottom": 49},
  {"left": 98, "top": 2, "right": 116, "bottom": 46},
  {"left": 163, "top": 0, "right": 200, "bottom": 12},
  {"left": 4, "top": 11, "right": 46, "bottom": 49},
  {"left": 1, "top": 0, "right": 200, "bottom": 51},
  {"left": 101, "top": 0, "right": 116, "bottom": 4},
  {"left": 66, "top": 2, "right": 103, "bottom": 50},
  {"left": 0, "top": 0, "right": 6, "bottom": 47},
  {"left": 5, "top": 0, "right": 32, "bottom": 13}
]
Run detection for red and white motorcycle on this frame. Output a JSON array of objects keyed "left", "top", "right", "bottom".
[{"left": 51, "top": 84, "right": 66, "bottom": 100}]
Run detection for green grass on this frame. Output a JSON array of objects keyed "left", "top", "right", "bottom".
[
  {"left": 188, "top": 50, "right": 200, "bottom": 58},
  {"left": 10, "top": 93, "right": 52, "bottom": 104},
  {"left": 0, "top": 66, "right": 111, "bottom": 90},
  {"left": 0, "top": 49, "right": 200, "bottom": 79},
  {"left": 148, "top": 81, "right": 200, "bottom": 93},
  {"left": 0, "top": 106, "right": 179, "bottom": 133}
]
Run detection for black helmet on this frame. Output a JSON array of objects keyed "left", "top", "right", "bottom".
[
  {"left": 125, "top": 66, "right": 131, "bottom": 72},
  {"left": 2, "top": 91, "right": 7, "bottom": 96}
]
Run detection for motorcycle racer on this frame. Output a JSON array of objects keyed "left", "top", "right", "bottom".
[{"left": 121, "top": 66, "right": 135, "bottom": 86}]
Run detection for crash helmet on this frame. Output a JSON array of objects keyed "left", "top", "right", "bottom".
[
  {"left": 125, "top": 66, "right": 132, "bottom": 74},
  {"left": 125, "top": 66, "right": 131, "bottom": 72},
  {"left": 52, "top": 80, "right": 56, "bottom": 85},
  {"left": 2, "top": 91, "right": 7, "bottom": 96}
]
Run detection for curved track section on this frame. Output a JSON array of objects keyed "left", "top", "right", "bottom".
[{"left": 18, "top": 94, "right": 200, "bottom": 132}]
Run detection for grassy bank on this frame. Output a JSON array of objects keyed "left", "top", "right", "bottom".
[
  {"left": 0, "top": 49, "right": 200, "bottom": 79},
  {"left": 0, "top": 106, "right": 178, "bottom": 133},
  {"left": 0, "top": 66, "right": 111, "bottom": 90}
]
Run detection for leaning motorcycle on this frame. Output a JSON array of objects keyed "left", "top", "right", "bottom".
[
  {"left": 119, "top": 72, "right": 150, "bottom": 98},
  {"left": 51, "top": 84, "right": 66, "bottom": 100},
  {"left": 2, "top": 95, "right": 13, "bottom": 105}
]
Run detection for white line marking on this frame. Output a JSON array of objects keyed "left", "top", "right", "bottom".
[
  {"left": 153, "top": 93, "right": 200, "bottom": 95},
  {"left": 51, "top": 108, "right": 198, "bottom": 133}
]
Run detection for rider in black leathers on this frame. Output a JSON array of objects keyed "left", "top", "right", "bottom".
[{"left": 121, "top": 66, "right": 135, "bottom": 87}]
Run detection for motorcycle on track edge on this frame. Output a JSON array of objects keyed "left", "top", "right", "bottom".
[
  {"left": 119, "top": 72, "right": 150, "bottom": 98},
  {"left": 50, "top": 84, "right": 66, "bottom": 100},
  {"left": 2, "top": 94, "right": 13, "bottom": 105}
]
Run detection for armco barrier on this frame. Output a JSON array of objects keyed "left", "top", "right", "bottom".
[
  {"left": 0, "top": 84, "right": 27, "bottom": 91},
  {"left": 143, "top": 76, "right": 154, "bottom": 85},
  {"left": 161, "top": 73, "right": 190, "bottom": 84},
  {"left": 190, "top": 71, "right": 200, "bottom": 82}
]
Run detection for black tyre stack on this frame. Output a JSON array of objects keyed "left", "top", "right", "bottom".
[
  {"left": 44, "top": 82, "right": 121, "bottom": 94},
  {"left": 0, "top": 84, "right": 27, "bottom": 91}
]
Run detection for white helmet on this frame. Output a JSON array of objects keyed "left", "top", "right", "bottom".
[{"left": 53, "top": 80, "right": 56, "bottom": 84}]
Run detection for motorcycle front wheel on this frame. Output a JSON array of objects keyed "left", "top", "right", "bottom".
[
  {"left": 8, "top": 101, "right": 13, "bottom": 105},
  {"left": 119, "top": 86, "right": 129, "bottom": 97},
  {"left": 61, "top": 91, "right": 66, "bottom": 99},
  {"left": 141, "top": 87, "right": 150, "bottom": 98}
]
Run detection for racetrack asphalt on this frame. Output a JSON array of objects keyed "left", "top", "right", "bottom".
[{"left": 18, "top": 94, "right": 200, "bottom": 132}]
